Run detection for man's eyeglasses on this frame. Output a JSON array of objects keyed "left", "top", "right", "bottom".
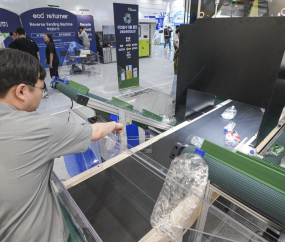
[{"left": 25, "top": 84, "right": 46, "bottom": 95}]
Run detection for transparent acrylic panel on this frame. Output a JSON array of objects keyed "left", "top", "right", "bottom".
[
  {"left": 66, "top": 138, "right": 278, "bottom": 242},
  {"left": 42, "top": 106, "right": 102, "bottom": 182},
  {"left": 51, "top": 172, "right": 102, "bottom": 242}
]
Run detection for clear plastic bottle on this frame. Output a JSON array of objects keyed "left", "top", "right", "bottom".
[
  {"left": 224, "top": 122, "right": 236, "bottom": 133},
  {"left": 242, "top": 146, "right": 256, "bottom": 156},
  {"left": 221, "top": 106, "right": 237, "bottom": 120},
  {"left": 159, "top": 114, "right": 177, "bottom": 126},
  {"left": 191, "top": 136, "right": 204, "bottom": 148},
  {"left": 150, "top": 149, "right": 209, "bottom": 241},
  {"left": 225, "top": 131, "right": 240, "bottom": 147}
]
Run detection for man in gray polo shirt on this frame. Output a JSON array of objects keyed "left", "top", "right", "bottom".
[
  {"left": 78, "top": 26, "right": 90, "bottom": 50},
  {"left": 0, "top": 49, "right": 123, "bottom": 242}
]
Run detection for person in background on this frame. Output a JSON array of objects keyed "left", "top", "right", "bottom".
[
  {"left": 164, "top": 26, "right": 173, "bottom": 51},
  {"left": 95, "top": 32, "right": 100, "bottom": 54},
  {"left": 0, "top": 48, "right": 124, "bottom": 242},
  {"left": 44, "top": 33, "right": 59, "bottom": 99},
  {"left": 173, "top": 25, "right": 180, "bottom": 51},
  {"left": 12, "top": 27, "right": 40, "bottom": 61},
  {"left": 8, "top": 30, "right": 18, "bottom": 48},
  {"left": 78, "top": 27, "right": 90, "bottom": 50},
  {"left": 170, "top": 28, "right": 180, "bottom": 104}
]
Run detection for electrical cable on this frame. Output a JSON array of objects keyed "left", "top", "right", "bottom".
[{"left": 67, "top": 99, "right": 74, "bottom": 122}]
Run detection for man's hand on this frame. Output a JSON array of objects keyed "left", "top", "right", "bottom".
[
  {"left": 78, "top": 31, "right": 80, "bottom": 35},
  {"left": 44, "top": 60, "right": 47, "bottom": 64},
  {"left": 91, "top": 122, "right": 124, "bottom": 141},
  {"left": 112, "top": 123, "right": 124, "bottom": 134},
  {"left": 50, "top": 64, "right": 53, "bottom": 69}
]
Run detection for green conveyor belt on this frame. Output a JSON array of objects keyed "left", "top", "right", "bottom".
[
  {"left": 182, "top": 143, "right": 285, "bottom": 227},
  {"left": 141, "top": 109, "right": 163, "bottom": 122},
  {"left": 111, "top": 97, "right": 134, "bottom": 111},
  {"left": 68, "top": 81, "right": 89, "bottom": 95}
]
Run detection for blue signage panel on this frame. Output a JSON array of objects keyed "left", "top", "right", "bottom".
[
  {"left": 20, "top": 8, "right": 78, "bottom": 66},
  {"left": 76, "top": 15, "right": 97, "bottom": 53},
  {"left": 0, "top": 8, "right": 21, "bottom": 47}
]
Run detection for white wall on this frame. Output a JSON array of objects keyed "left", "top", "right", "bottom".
[{"left": 0, "top": 0, "right": 168, "bottom": 31}]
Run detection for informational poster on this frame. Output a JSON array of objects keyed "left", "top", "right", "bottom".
[
  {"left": 76, "top": 15, "right": 97, "bottom": 53},
  {"left": 0, "top": 8, "right": 21, "bottom": 48},
  {"left": 113, "top": 3, "right": 139, "bottom": 90},
  {"left": 20, "top": 8, "right": 78, "bottom": 66}
]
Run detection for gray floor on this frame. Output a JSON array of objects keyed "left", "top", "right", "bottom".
[{"left": 37, "top": 45, "right": 175, "bottom": 117}]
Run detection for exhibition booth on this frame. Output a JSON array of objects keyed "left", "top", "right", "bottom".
[{"left": 2, "top": 1, "right": 285, "bottom": 242}]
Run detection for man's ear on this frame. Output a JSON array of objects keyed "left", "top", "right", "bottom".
[{"left": 15, "top": 84, "right": 28, "bottom": 101}]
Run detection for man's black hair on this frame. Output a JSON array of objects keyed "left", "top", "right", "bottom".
[
  {"left": 9, "top": 30, "right": 17, "bottom": 36},
  {"left": 176, "top": 28, "right": 180, "bottom": 34},
  {"left": 0, "top": 49, "right": 46, "bottom": 98},
  {"left": 78, "top": 26, "right": 84, "bottom": 30},
  {"left": 16, "top": 27, "right": 26, "bottom": 36},
  {"left": 175, "top": 25, "right": 180, "bottom": 28}
]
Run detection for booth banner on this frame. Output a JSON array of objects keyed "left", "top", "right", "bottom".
[
  {"left": 113, "top": 3, "right": 139, "bottom": 90},
  {"left": 0, "top": 8, "right": 21, "bottom": 47},
  {"left": 76, "top": 15, "right": 97, "bottom": 53},
  {"left": 20, "top": 8, "right": 79, "bottom": 66}
]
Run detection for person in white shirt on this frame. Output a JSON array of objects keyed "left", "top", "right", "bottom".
[{"left": 173, "top": 25, "right": 180, "bottom": 51}]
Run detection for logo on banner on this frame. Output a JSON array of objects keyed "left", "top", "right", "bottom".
[
  {"left": 123, "top": 13, "right": 132, "bottom": 24},
  {"left": 32, "top": 13, "right": 68, "bottom": 19},
  {"left": 128, "top": 7, "right": 137, "bottom": 12},
  {"left": 33, "top": 13, "right": 44, "bottom": 18},
  {"left": 0, "top": 22, "right": 8, "bottom": 27}
]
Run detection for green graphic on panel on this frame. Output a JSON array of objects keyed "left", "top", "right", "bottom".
[{"left": 117, "top": 65, "right": 139, "bottom": 90}]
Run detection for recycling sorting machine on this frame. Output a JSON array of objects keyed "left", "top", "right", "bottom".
[{"left": 51, "top": 17, "right": 285, "bottom": 242}]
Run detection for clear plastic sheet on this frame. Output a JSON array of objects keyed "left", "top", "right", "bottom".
[{"left": 45, "top": 107, "right": 279, "bottom": 242}]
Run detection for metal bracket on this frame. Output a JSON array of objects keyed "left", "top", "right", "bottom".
[
  {"left": 76, "top": 94, "right": 89, "bottom": 106},
  {"left": 169, "top": 142, "right": 186, "bottom": 159}
]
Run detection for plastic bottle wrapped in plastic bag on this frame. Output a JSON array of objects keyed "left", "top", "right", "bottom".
[
  {"left": 225, "top": 131, "right": 241, "bottom": 147},
  {"left": 224, "top": 122, "right": 236, "bottom": 133},
  {"left": 150, "top": 149, "right": 209, "bottom": 241},
  {"left": 266, "top": 144, "right": 285, "bottom": 157},
  {"left": 221, "top": 106, "right": 237, "bottom": 120},
  {"left": 280, "top": 157, "right": 285, "bottom": 168}
]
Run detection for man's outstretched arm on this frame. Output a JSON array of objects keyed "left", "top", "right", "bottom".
[{"left": 91, "top": 122, "right": 124, "bottom": 141}]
